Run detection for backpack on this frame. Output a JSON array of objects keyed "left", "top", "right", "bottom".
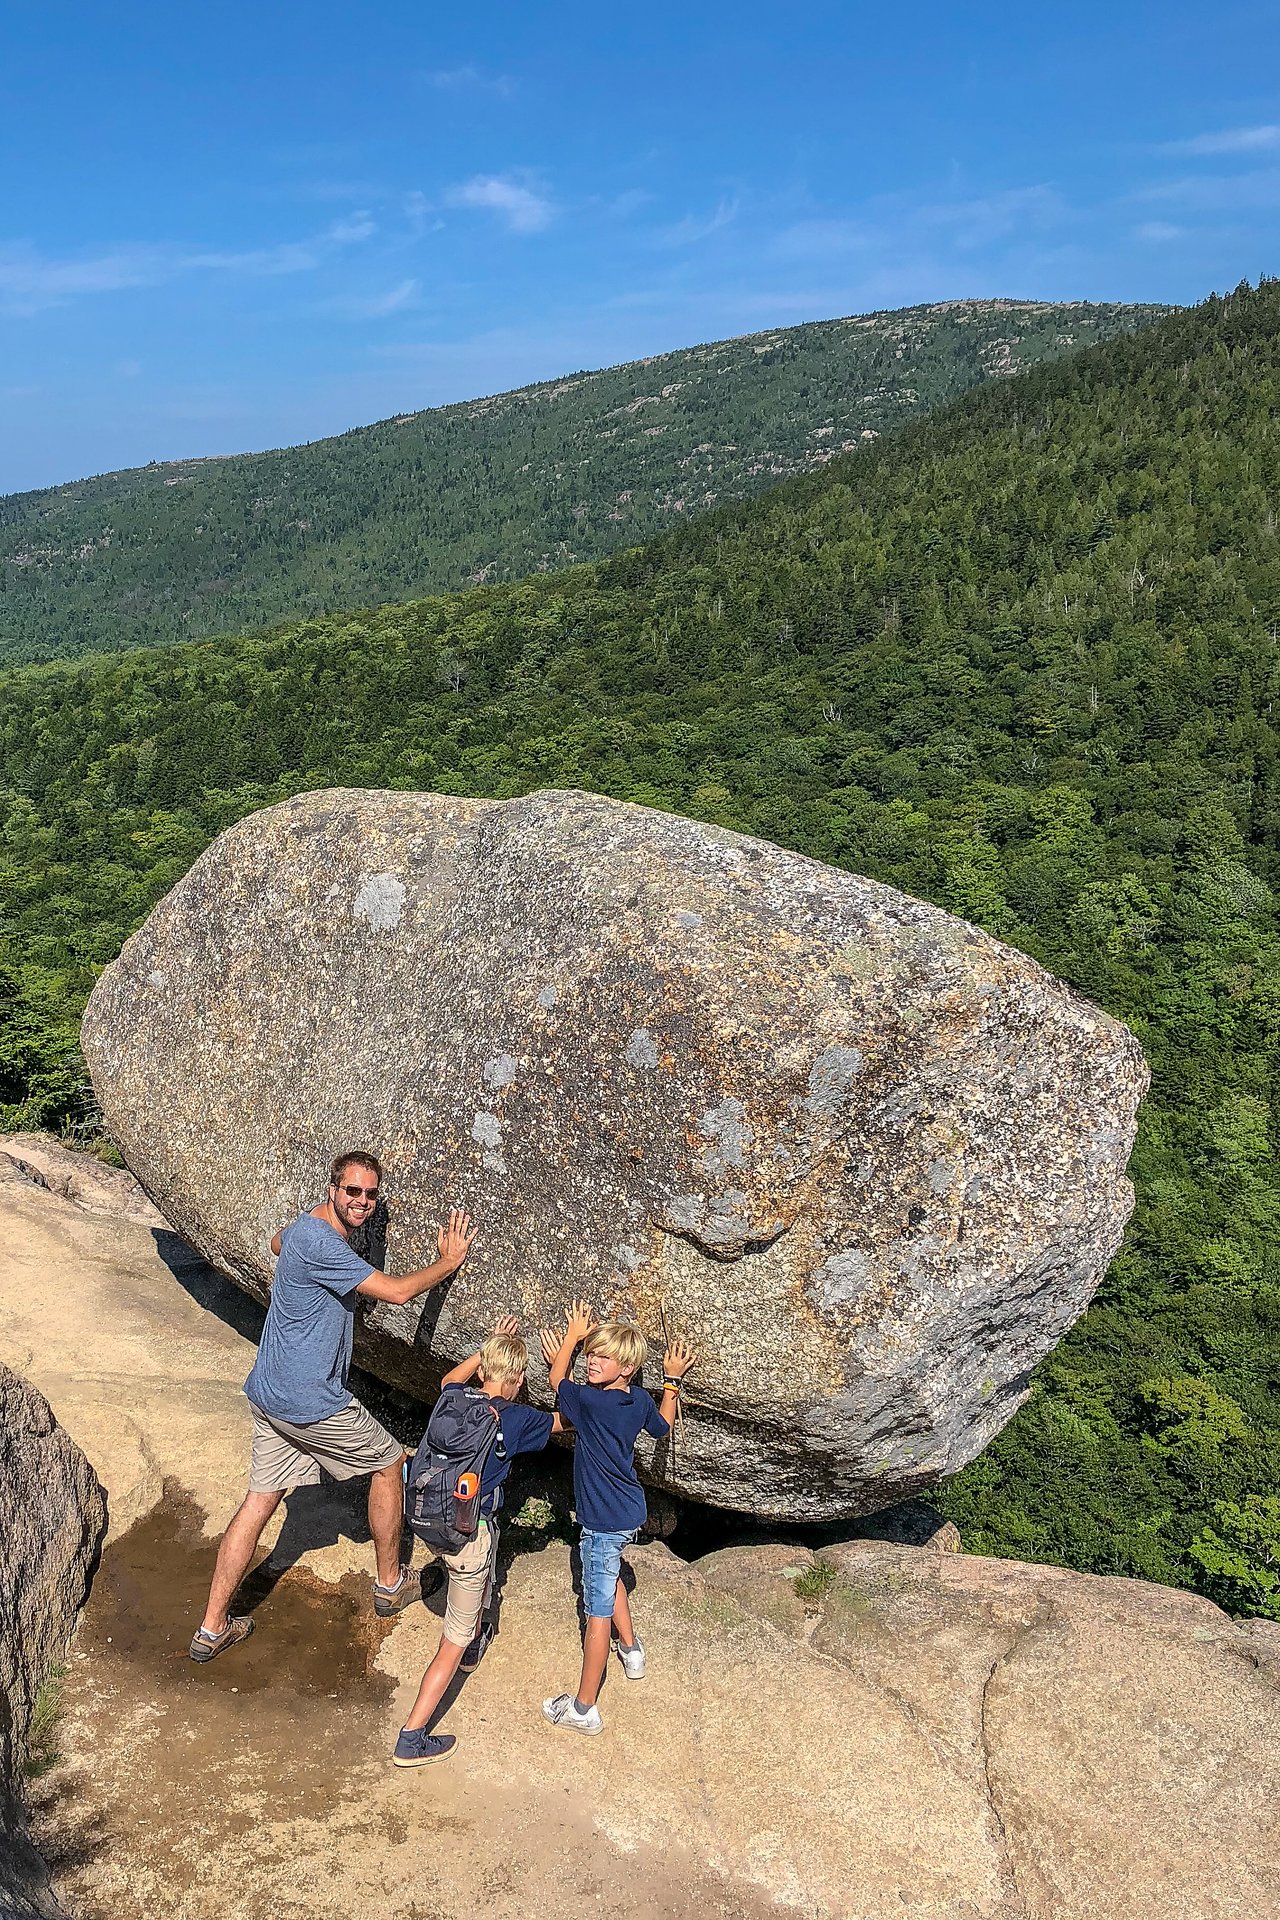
[{"left": 406, "top": 1386, "right": 507, "bottom": 1554}]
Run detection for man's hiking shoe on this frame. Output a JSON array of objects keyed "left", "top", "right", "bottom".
[
  {"left": 392, "top": 1727, "right": 457, "bottom": 1767},
  {"left": 614, "top": 1636, "right": 646, "bottom": 1680},
  {"left": 374, "top": 1567, "right": 425, "bottom": 1618},
  {"left": 189, "top": 1616, "right": 254, "bottom": 1663},
  {"left": 460, "top": 1622, "right": 494, "bottom": 1673},
  {"left": 542, "top": 1692, "right": 603, "bottom": 1735}
]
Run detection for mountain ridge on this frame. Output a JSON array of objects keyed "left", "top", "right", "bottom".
[{"left": 0, "top": 296, "right": 1165, "bottom": 663}]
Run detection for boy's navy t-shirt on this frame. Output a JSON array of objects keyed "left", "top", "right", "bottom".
[
  {"left": 557, "top": 1380, "right": 669, "bottom": 1533},
  {"left": 436, "top": 1382, "right": 554, "bottom": 1515}
]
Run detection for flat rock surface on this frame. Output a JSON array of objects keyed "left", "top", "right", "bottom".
[
  {"left": 82, "top": 787, "right": 1147, "bottom": 1518},
  {"left": 2, "top": 1155, "right": 1273, "bottom": 1920}
]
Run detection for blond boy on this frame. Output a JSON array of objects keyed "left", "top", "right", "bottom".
[
  {"left": 393, "top": 1319, "right": 562, "bottom": 1766},
  {"left": 539, "top": 1302, "right": 696, "bottom": 1733}
]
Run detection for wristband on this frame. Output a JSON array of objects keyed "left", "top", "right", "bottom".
[{"left": 662, "top": 1378, "right": 683, "bottom": 1392}]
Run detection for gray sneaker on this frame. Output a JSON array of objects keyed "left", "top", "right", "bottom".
[
  {"left": 373, "top": 1568, "right": 422, "bottom": 1618},
  {"left": 542, "top": 1692, "right": 604, "bottom": 1735}
]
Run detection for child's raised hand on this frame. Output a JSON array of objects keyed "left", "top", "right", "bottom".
[
  {"left": 538, "top": 1325, "right": 563, "bottom": 1366},
  {"left": 663, "top": 1337, "right": 698, "bottom": 1379},
  {"left": 493, "top": 1313, "right": 521, "bottom": 1337},
  {"left": 565, "top": 1297, "right": 595, "bottom": 1343}
]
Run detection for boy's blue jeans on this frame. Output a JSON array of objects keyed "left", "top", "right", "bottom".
[{"left": 580, "top": 1526, "right": 637, "bottom": 1618}]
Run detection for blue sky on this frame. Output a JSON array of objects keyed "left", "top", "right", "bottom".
[{"left": 3, "top": 0, "right": 1278, "bottom": 491}]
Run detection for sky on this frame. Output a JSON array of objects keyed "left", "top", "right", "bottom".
[{"left": 3, "top": 0, "right": 1279, "bottom": 492}]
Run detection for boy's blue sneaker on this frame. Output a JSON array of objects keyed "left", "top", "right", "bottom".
[
  {"left": 392, "top": 1726, "right": 457, "bottom": 1767},
  {"left": 459, "top": 1622, "right": 494, "bottom": 1673}
]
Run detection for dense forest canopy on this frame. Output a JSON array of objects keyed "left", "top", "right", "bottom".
[
  {"left": 2, "top": 279, "right": 1278, "bottom": 1616},
  {"left": 0, "top": 299, "right": 1162, "bottom": 664}
]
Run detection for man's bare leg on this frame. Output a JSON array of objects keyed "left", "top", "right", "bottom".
[
  {"left": 368, "top": 1456, "right": 407, "bottom": 1589},
  {"left": 200, "top": 1489, "right": 284, "bottom": 1635}
]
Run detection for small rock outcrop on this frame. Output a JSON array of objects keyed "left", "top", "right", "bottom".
[
  {"left": 82, "top": 787, "right": 1147, "bottom": 1518},
  {"left": 679, "top": 1536, "right": 1280, "bottom": 1918},
  {"left": 0, "top": 1135, "right": 166, "bottom": 1229},
  {"left": 0, "top": 1365, "right": 107, "bottom": 1919}
]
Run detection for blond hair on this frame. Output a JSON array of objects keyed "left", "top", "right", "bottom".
[
  {"left": 477, "top": 1332, "right": 528, "bottom": 1387},
  {"left": 583, "top": 1321, "right": 647, "bottom": 1377}
]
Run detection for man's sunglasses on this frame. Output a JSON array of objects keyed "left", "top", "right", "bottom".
[{"left": 337, "top": 1182, "right": 379, "bottom": 1200}]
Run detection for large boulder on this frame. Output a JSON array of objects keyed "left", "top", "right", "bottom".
[
  {"left": 0, "top": 1364, "right": 106, "bottom": 1919},
  {"left": 81, "top": 787, "right": 1146, "bottom": 1519}
]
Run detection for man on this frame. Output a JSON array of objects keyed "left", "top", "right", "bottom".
[{"left": 189, "top": 1149, "right": 476, "bottom": 1662}]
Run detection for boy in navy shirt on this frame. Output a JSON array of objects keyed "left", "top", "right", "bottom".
[
  {"left": 539, "top": 1299, "right": 697, "bottom": 1734},
  {"left": 393, "top": 1318, "right": 561, "bottom": 1766}
]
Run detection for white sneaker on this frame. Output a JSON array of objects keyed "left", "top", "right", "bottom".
[
  {"left": 542, "top": 1692, "right": 604, "bottom": 1735},
  {"left": 614, "top": 1637, "right": 646, "bottom": 1680}
]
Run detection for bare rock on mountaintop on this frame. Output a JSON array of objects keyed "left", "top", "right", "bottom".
[
  {"left": 81, "top": 787, "right": 1147, "bottom": 1519},
  {"left": 0, "top": 1364, "right": 106, "bottom": 1919},
  {"left": 1, "top": 1169, "right": 1272, "bottom": 1920}
]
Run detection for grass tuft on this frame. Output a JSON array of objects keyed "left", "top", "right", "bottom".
[
  {"left": 792, "top": 1557, "right": 840, "bottom": 1603},
  {"left": 23, "top": 1667, "right": 66, "bottom": 1779}
]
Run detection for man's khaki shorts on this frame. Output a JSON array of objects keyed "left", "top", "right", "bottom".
[
  {"left": 247, "top": 1397, "right": 405, "bottom": 1493},
  {"left": 439, "top": 1520, "right": 498, "bottom": 1647}
]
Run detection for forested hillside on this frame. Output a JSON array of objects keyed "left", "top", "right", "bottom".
[
  {"left": 0, "top": 299, "right": 1161, "bottom": 664},
  {"left": 3, "top": 280, "right": 1278, "bottom": 1612}
]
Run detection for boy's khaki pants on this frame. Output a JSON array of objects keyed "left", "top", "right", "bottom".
[{"left": 439, "top": 1518, "right": 498, "bottom": 1646}]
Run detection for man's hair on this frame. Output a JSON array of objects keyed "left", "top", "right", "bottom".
[
  {"left": 330, "top": 1149, "right": 382, "bottom": 1188},
  {"left": 477, "top": 1332, "right": 528, "bottom": 1387},
  {"left": 584, "top": 1321, "right": 647, "bottom": 1377}
]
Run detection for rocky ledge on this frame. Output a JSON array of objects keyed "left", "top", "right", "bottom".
[{"left": 0, "top": 1365, "right": 106, "bottom": 1920}]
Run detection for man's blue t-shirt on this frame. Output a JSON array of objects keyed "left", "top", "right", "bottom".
[
  {"left": 244, "top": 1213, "right": 374, "bottom": 1425},
  {"left": 557, "top": 1380, "right": 669, "bottom": 1533},
  {"left": 436, "top": 1382, "right": 554, "bottom": 1515}
]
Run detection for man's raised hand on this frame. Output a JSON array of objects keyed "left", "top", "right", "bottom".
[
  {"left": 436, "top": 1207, "right": 477, "bottom": 1273},
  {"left": 663, "top": 1336, "right": 698, "bottom": 1379}
]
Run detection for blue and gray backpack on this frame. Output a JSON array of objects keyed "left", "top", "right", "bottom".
[{"left": 406, "top": 1387, "right": 506, "bottom": 1554}]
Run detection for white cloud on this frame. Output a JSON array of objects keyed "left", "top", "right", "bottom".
[
  {"left": 0, "top": 241, "right": 162, "bottom": 313},
  {"left": 1135, "top": 221, "right": 1182, "bottom": 243},
  {"left": 913, "top": 185, "right": 1066, "bottom": 249},
  {"left": 428, "top": 65, "right": 516, "bottom": 98},
  {"left": 772, "top": 218, "right": 869, "bottom": 260},
  {"left": 443, "top": 174, "right": 553, "bottom": 233},
  {"left": 652, "top": 197, "right": 739, "bottom": 248},
  {"left": 1164, "top": 125, "right": 1280, "bottom": 156},
  {"left": 773, "top": 185, "right": 1064, "bottom": 266},
  {"left": 605, "top": 187, "right": 655, "bottom": 220},
  {"left": 326, "top": 211, "right": 377, "bottom": 244},
  {"left": 180, "top": 239, "right": 325, "bottom": 276},
  {"left": 1138, "top": 168, "right": 1280, "bottom": 211},
  {"left": 0, "top": 214, "right": 377, "bottom": 315},
  {"left": 332, "top": 278, "right": 420, "bottom": 319}
]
